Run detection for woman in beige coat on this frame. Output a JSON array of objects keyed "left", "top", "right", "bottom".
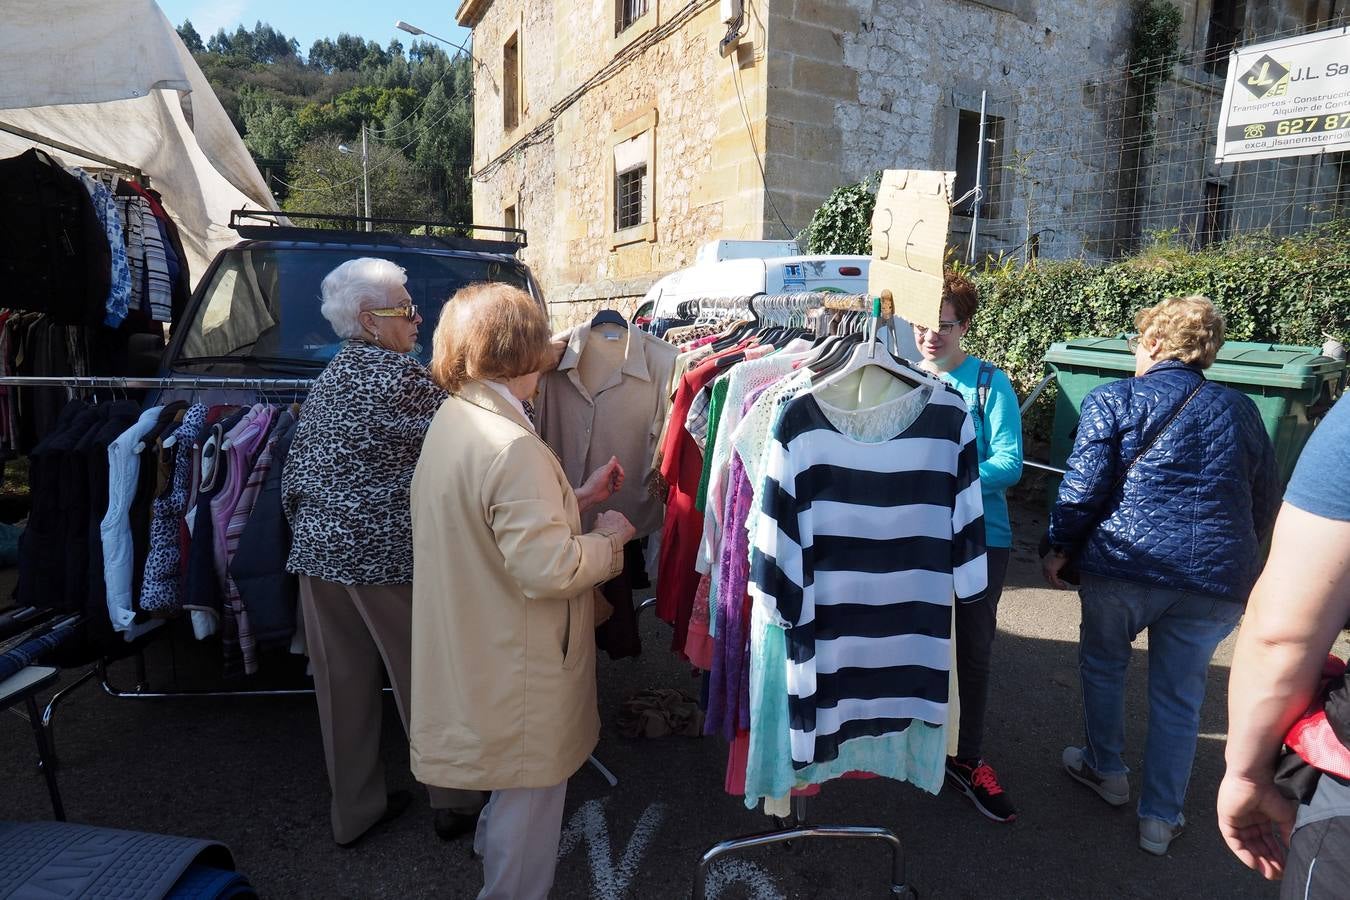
[{"left": 410, "top": 282, "right": 636, "bottom": 900}]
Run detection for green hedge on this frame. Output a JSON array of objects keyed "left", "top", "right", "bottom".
[{"left": 961, "top": 223, "right": 1350, "bottom": 439}]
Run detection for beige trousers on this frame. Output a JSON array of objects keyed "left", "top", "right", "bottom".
[
  {"left": 473, "top": 780, "right": 569, "bottom": 900},
  {"left": 299, "top": 575, "right": 485, "bottom": 843}
]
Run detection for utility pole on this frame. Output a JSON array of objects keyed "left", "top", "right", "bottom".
[{"left": 361, "top": 123, "right": 372, "bottom": 231}]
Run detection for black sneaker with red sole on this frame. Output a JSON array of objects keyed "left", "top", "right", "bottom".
[{"left": 946, "top": 757, "right": 1018, "bottom": 823}]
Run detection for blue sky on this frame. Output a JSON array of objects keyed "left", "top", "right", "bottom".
[{"left": 156, "top": 0, "right": 470, "bottom": 57}]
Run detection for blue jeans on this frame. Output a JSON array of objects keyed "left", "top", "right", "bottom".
[{"left": 1077, "top": 573, "right": 1243, "bottom": 825}]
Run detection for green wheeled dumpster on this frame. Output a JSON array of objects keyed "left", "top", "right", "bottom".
[{"left": 1043, "top": 338, "right": 1346, "bottom": 484}]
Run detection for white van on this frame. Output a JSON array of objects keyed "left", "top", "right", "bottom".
[
  {"left": 645, "top": 243, "right": 870, "bottom": 322},
  {"left": 641, "top": 240, "right": 916, "bottom": 359}
]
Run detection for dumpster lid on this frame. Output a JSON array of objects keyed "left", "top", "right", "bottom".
[{"left": 1045, "top": 337, "right": 1343, "bottom": 391}]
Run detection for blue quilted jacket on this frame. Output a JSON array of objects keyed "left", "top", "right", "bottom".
[{"left": 1049, "top": 359, "right": 1280, "bottom": 602}]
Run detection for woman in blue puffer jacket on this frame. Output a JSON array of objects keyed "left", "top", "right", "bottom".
[{"left": 1043, "top": 295, "right": 1279, "bottom": 857}]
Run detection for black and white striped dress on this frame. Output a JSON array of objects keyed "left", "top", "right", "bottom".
[{"left": 748, "top": 382, "right": 987, "bottom": 770}]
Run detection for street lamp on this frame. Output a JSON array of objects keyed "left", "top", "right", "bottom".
[
  {"left": 395, "top": 19, "right": 490, "bottom": 80},
  {"left": 338, "top": 131, "right": 371, "bottom": 231}
]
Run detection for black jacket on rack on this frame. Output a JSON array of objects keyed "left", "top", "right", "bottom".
[
  {"left": 229, "top": 411, "right": 300, "bottom": 649},
  {"left": 0, "top": 149, "right": 111, "bottom": 326}
]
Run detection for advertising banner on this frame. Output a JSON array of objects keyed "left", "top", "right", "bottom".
[{"left": 1216, "top": 27, "right": 1350, "bottom": 163}]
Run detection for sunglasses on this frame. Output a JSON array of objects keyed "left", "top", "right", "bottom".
[
  {"left": 367, "top": 304, "right": 419, "bottom": 321},
  {"left": 913, "top": 320, "right": 962, "bottom": 336},
  {"left": 1126, "top": 334, "right": 1141, "bottom": 352}
]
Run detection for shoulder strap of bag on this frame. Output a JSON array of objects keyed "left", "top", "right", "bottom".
[
  {"left": 975, "top": 360, "right": 996, "bottom": 455},
  {"left": 1116, "top": 374, "right": 1207, "bottom": 490}
]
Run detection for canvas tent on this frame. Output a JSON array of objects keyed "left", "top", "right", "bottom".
[{"left": 0, "top": 0, "right": 280, "bottom": 285}]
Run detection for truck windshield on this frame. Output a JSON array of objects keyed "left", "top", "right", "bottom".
[{"left": 174, "top": 247, "right": 533, "bottom": 367}]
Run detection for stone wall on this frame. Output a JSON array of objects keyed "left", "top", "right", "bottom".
[
  {"left": 764, "top": 0, "right": 1139, "bottom": 259},
  {"left": 465, "top": 0, "right": 776, "bottom": 320}
]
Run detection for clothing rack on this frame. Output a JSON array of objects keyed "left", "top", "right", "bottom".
[
  {"left": 0, "top": 375, "right": 314, "bottom": 391},
  {"left": 678, "top": 291, "right": 921, "bottom": 899},
  {"left": 0, "top": 121, "right": 147, "bottom": 183},
  {"left": 692, "top": 795, "right": 914, "bottom": 898},
  {"left": 1, "top": 372, "right": 624, "bottom": 791}
]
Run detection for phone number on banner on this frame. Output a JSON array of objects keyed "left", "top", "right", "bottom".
[{"left": 1226, "top": 112, "right": 1350, "bottom": 142}]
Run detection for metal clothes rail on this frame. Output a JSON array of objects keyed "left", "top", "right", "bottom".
[
  {"left": 0, "top": 375, "right": 315, "bottom": 391},
  {"left": 692, "top": 796, "right": 914, "bottom": 899}
]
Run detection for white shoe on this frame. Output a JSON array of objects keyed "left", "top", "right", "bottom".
[
  {"left": 1139, "top": 815, "right": 1185, "bottom": 856},
  {"left": 1061, "top": 746, "right": 1130, "bottom": 807}
]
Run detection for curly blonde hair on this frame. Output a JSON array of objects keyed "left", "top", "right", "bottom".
[
  {"left": 429, "top": 282, "right": 551, "bottom": 391},
  {"left": 1134, "top": 295, "right": 1226, "bottom": 368}
]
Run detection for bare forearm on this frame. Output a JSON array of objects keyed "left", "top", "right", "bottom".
[
  {"left": 1225, "top": 504, "right": 1350, "bottom": 779},
  {"left": 1225, "top": 627, "right": 1327, "bottom": 779}
]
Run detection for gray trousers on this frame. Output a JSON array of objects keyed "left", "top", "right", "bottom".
[
  {"left": 299, "top": 576, "right": 485, "bottom": 844},
  {"left": 473, "top": 780, "right": 569, "bottom": 900}
]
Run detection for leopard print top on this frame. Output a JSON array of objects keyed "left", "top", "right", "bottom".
[{"left": 282, "top": 340, "right": 447, "bottom": 584}]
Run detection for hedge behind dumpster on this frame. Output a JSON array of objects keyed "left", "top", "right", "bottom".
[{"left": 960, "top": 222, "right": 1350, "bottom": 442}]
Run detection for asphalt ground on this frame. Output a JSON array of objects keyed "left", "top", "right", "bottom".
[{"left": 4, "top": 492, "right": 1334, "bottom": 899}]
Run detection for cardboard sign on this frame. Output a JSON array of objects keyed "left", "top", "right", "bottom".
[
  {"left": 867, "top": 169, "right": 955, "bottom": 331},
  {"left": 1216, "top": 27, "right": 1350, "bottom": 163}
]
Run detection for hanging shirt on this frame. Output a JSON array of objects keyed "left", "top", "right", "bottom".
[
  {"left": 138, "top": 199, "right": 173, "bottom": 322},
  {"left": 69, "top": 169, "right": 131, "bottom": 327},
  {"left": 539, "top": 322, "right": 678, "bottom": 537},
  {"left": 115, "top": 195, "right": 145, "bottom": 315},
  {"left": 139, "top": 403, "right": 208, "bottom": 616},
  {"left": 748, "top": 376, "right": 987, "bottom": 772},
  {"left": 101, "top": 405, "right": 169, "bottom": 641}
]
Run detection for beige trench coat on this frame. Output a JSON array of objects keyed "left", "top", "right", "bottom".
[{"left": 409, "top": 380, "right": 624, "bottom": 791}]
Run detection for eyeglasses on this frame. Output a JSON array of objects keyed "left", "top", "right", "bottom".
[
  {"left": 367, "top": 304, "right": 418, "bottom": 321},
  {"left": 913, "top": 320, "right": 963, "bottom": 336},
  {"left": 1126, "top": 334, "right": 1141, "bottom": 352}
]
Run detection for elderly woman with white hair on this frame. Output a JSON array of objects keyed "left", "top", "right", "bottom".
[{"left": 282, "top": 256, "right": 485, "bottom": 847}]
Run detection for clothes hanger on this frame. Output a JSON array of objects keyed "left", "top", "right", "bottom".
[{"left": 591, "top": 308, "right": 626, "bottom": 328}]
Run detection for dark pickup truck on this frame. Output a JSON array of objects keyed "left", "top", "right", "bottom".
[{"left": 161, "top": 212, "right": 544, "bottom": 379}]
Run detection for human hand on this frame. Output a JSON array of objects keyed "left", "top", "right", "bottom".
[
  {"left": 1217, "top": 772, "right": 1295, "bottom": 880},
  {"left": 545, "top": 334, "right": 567, "bottom": 371},
  {"left": 594, "top": 509, "right": 636, "bottom": 545},
  {"left": 585, "top": 457, "right": 624, "bottom": 500},
  {"left": 1042, "top": 552, "right": 1073, "bottom": 590}
]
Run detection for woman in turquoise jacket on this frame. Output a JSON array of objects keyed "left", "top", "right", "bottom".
[{"left": 914, "top": 271, "right": 1024, "bottom": 824}]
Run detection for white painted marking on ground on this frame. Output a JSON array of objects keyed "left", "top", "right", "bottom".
[
  {"left": 557, "top": 798, "right": 666, "bottom": 899},
  {"left": 705, "top": 858, "right": 785, "bottom": 899}
]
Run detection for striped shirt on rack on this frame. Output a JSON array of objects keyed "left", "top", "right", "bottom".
[{"left": 748, "top": 382, "right": 987, "bottom": 771}]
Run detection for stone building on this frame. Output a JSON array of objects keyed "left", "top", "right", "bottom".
[{"left": 455, "top": 0, "right": 1348, "bottom": 323}]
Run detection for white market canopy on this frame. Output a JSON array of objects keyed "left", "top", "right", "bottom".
[{"left": 0, "top": 0, "right": 279, "bottom": 285}]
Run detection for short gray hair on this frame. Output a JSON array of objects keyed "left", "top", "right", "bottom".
[{"left": 319, "top": 257, "right": 409, "bottom": 339}]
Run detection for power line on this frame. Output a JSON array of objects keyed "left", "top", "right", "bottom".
[{"left": 730, "top": 41, "right": 794, "bottom": 241}]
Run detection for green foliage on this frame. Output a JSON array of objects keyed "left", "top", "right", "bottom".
[
  {"left": 962, "top": 222, "right": 1350, "bottom": 439},
  {"left": 188, "top": 20, "right": 472, "bottom": 227},
  {"left": 799, "top": 173, "right": 880, "bottom": 255},
  {"left": 206, "top": 21, "right": 301, "bottom": 63},
  {"left": 1129, "top": 0, "right": 1183, "bottom": 121},
  {"left": 176, "top": 20, "right": 204, "bottom": 54},
  {"left": 285, "top": 141, "right": 438, "bottom": 225}
]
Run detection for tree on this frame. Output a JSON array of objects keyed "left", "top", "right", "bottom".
[
  {"left": 207, "top": 28, "right": 233, "bottom": 55},
  {"left": 284, "top": 140, "right": 437, "bottom": 225},
  {"left": 240, "top": 90, "right": 302, "bottom": 159},
  {"left": 177, "top": 19, "right": 204, "bottom": 53}
]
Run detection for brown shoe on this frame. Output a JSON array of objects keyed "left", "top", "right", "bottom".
[{"left": 434, "top": 807, "right": 481, "bottom": 841}]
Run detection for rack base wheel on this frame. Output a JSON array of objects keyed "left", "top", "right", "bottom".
[{"left": 890, "top": 885, "right": 918, "bottom": 899}]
